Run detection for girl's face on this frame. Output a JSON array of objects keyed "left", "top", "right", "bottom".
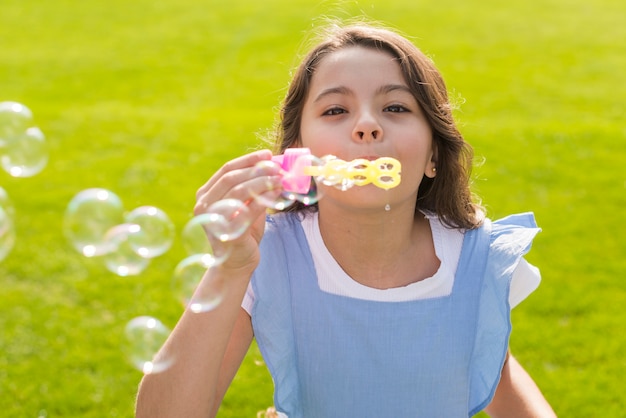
[{"left": 299, "top": 46, "right": 436, "bottom": 211}]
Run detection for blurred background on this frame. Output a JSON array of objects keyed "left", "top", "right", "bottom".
[{"left": 1, "top": 0, "right": 624, "bottom": 416}]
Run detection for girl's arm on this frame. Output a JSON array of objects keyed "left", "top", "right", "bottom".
[
  {"left": 135, "top": 269, "right": 254, "bottom": 417},
  {"left": 484, "top": 350, "right": 557, "bottom": 417},
  {"left": 135, "top": 150, "right": 283, "bottom": 417}
]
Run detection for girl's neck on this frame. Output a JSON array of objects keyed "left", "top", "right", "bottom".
[{"left": 316, "top": 202, "right": 440, "bottom": 289}]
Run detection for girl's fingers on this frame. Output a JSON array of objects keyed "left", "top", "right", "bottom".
[
  {"left": 196, "top": 150, "right": 275, "bottom": 200},
  {"left": 195, "top": 173, "right": 283, "bottom": 216},
  {"left": 195, "top": 150, "right": 284, "bottom": 217}
]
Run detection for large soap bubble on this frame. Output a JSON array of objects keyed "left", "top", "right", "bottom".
[
  {"left": 0, "top": 126, "right": 48, "bottom": 177},
  {"left": 0, "top": 101, "right": 34, "bottom": 145},
  {"left": 63, "top": 188, "right": 125, "bottom": 257},
  {"left": 124, "top": 316, "right": 174, "bottom": 374},
  {"left": 125, "top": 206, "right": 175, "bottom": 258},
  {"left": 0, "top": 186, "right": 15, "bottom": 222},
  {"left": 0, "top": 205, "right": 16, "bottom": 262},
  {"left": 172, "top": 254, "right": 225, "bottom": 313},
  {"left": 249, "top": 160, "right": 296, "bottom": 210},
  {"left": 102, "top": 223, "right": 150, "bottom": 276},
  {"left": 202, "top": 199, "right": 252, "bottom": 242},
  {"left": 181, "top": 213, "right": 232, "bottom": 261}
]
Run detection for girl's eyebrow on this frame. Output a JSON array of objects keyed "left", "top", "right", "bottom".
[
  {"left": 313, "top": 86, "right": 353, "bottom": 103},
  {"left": 376, "top": 84, "right": 413, "bottom": 95},
  {"left": 313, "top": 84, "right": 412, "bottom": 103}
]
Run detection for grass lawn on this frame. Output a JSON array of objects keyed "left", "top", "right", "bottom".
[{"left": 1, "top": 0, "right": 624, "bottom": 416}]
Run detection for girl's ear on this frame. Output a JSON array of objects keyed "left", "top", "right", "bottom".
[{"left": 425, "top": 143, "right": 438, "bottom": 179}]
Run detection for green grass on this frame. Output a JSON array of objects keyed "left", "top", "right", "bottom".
[{"left": 1, "top": 0, "right": 624, "bottom": 416}]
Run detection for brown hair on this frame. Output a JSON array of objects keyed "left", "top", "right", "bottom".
[{"left": 273, "top": 23, "right": 482, "bottom": 229}]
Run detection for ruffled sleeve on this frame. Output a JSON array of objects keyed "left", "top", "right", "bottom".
[{"left": 469, "top": 212, "right": 541, "bottom": 415}]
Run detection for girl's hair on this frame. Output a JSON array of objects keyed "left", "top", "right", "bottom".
[{"left": 273, "top": 22, "right": 483, "bottom": 229}]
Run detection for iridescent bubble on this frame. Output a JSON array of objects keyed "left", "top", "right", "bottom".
[
  {"left": 0, "top": 205, "right": 16, "bottom": 262},
  {"left": 0, "top": 186, "right": 15, "bottom": 221},
  {"left": 125, "top": 206, "right": 175, "bottom": 258},
  {"left": 102, "top": 223, "right": 150, "bottom": 276},
  {"left": 172, "top": 254, "right": 225, "bottom": 313},
  {"left": 203, "top": 199, "right": 251, "bottom": 242},
  {"left": 0, "top": 126, "right": 48, "bottom": 177},
  {"left": 63, "top": 188, "right": 125, "bottom": 257},
  {"left": 250, "top": 160, "right": 296, "bottom": 210},
  {"left": 288, "top": 178, "right": 323, "bottom": 205},
  {"left": 0, "top": 101, "right": 34, "bottom": 145},
  {"left": 181, "top": 213, "right": 233, "bottom": 262},
  {"left": 124, "top": 316, "right": 173, "bottom": 374}
]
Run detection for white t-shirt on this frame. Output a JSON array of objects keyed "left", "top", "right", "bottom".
[{"left": 242, "top": 212, "right": 540, "bottom": 314}]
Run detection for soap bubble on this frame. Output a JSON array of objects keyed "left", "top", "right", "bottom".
[
  {"left": 0, "top": 126, "right": 48, "bottom": 177},
  {"left": 250, "top": 160, "right": 296, "bottom": 210},
  {"left": 181, "top": 213, "right": 233, "bottom": 262},
  {"left": 0, "top": 205, "right": 16, "bottom": 262},
  {"left": 124, "top": 316, "right": 173, "bottom": 374},
  {"left": 63, "top": 188, "right": 125, "bottom": 257},
  {"left": 288, "top": 178, "right": 323, "bottom": 205},
  {"left": 172, "top": 254, "right": 225, "bottom": 313},
  {"left": 0, "top": 186, "right": 15, "bottom": 221},
  {"left": 0, "top": 101, "right": 34, "bottom": 145},
  {"left": 102, "top": 223, "right": 150, "bottom": 276},
  {"left": 125, "top": 206, "right": 175, "bottom": 258},
  {"left": 202, "top": 199, "right": 251, "bottom": 242}
]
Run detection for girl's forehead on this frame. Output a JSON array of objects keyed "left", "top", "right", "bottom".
[
  {"left": 318, "top": 46, "right": 397, "bottom": 70},
  {"left": 311, "top": 46, "right": 405, "bottom": 87}
]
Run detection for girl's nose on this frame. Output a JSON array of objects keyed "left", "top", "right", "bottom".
[
  {"left": 352, "top": 113, "right": 383, "bottom": 143},
  {"left": 356, "top": 130, "right": 379, "bottom": 140}
]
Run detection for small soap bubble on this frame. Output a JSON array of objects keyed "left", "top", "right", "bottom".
[
  {"left": 0, "top": 101, "right": 34, "bottom": 145},
  {"left": 172, "top": 254, "right": 225, "bottom": 313},
  {"left": 0, "top": 205, "right": 16, "bottom": 262},
  {"left": 181, "top": 214, "right": 233, "bottom": 263},
  {"left": 0, "top": 126, "right": 48, "bottom": 177},
  {"left": 124, "top": 316, "right": 173, "bottom": 374},
  {"left": 250, "top": 160, "right": 296, "bottom": 210},
  {"left": 63, "top": 188, "right": 125, "bottom": 257},
  {"left": 255, "top": 190, "right": 296, "bottom": 211},
  {"left": 292, "top": 179, "right": 323, "bottom": 205},
  {"left": 102, "top": 223, "right": 150, "bottom": 276},
  {"left": 125, "top": 206, "right": 175, "bottom": 258},
  {"left": 204, "top": 199, "right": 251, "bottom": 242}
]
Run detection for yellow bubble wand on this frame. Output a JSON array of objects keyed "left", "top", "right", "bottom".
[{"left": 271, "top": 148, "right": 402, "bottom": 193}]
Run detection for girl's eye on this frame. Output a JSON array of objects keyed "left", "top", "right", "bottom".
[
  {"left": 384, "top": 105, "right": 409, "bottom": 113},
  {"left": 322, "top": 107, "right": 346, "bottom": 116}
]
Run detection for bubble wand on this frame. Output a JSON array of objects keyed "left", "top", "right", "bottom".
[{"left": 270, "top": 148, "right": 401, "bottom": 193}]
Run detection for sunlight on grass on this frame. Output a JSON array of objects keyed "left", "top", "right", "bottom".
[{"left": 0, "top": 0, "right": 624, "bottom": 416}]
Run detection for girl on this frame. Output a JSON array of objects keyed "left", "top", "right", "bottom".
[{"left": 136, "top": 23, "right": 556, "bottom": 417}]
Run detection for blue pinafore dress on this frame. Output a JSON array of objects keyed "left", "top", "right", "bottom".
[{"left": 250, "top": 212, "right": 540, "bottom": 417}]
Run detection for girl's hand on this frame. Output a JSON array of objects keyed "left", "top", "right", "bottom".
[{"left": 194, "top": 149, "right": 283, "bottom": 274}]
